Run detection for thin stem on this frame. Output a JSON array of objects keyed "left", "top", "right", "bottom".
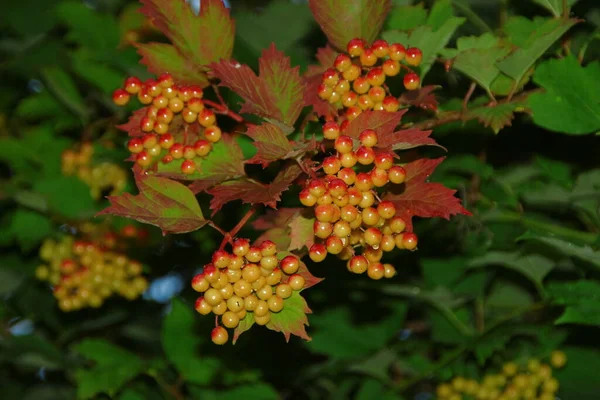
[
  {"left": 462, "top": 82, "right": 477, "bottom": 113},
  {"left": 452, "top": 0, "right": 493, "bottom": 33},
  {"left": 218, "top": 206, "right": 258, "bottom": 250},
  {"left": 203, "top": 99, "right": 244, "bottom": 123}
]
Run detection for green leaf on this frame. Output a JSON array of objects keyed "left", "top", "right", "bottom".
[
  {"left": 469, "top": 251, "right": 553, "bottom": 290},
  {"left": 3, "top": 0, "right": 60, "bottom": 36},
  {"left": 554, "top": 346, "right": 600, "bottom": 400},
  {"left": 497, "top": 18, "right": 577, "bottom": 86},
  {"left": 162, "top": 300, "right": 219, "bottom": 385},
  {"left": 520, "top": 236, "right": 600, "bottom": 269},
  {"left": 474, "top": 326, "right": 513, "bottom": 365},
  {"left": 383, "top": 16, "right": 465, "bottom": 77},
  {"left": 547, "top": 281, "right": 600, "bottom": 326},
  {"left": 386, "top": 4, "right": 427, "bottom": 31},
  {"left": 99, "top": 175, "right": 207, "bottom": 235},
  {"left": 427, "top": 0, "right": 455, "bottom": 31},
  {"left": 55, "top": 1, "right": 119, "bottom": 51},
  {"left": 421, "top": 257, "right": 470, "bottom": 288},
  {"left": 467, "top": 103, "right": 519, "bottom": 133},
  {"left": 41, "top": 66, "right": 88, "bottom": 122},
  {"left": 33, "top": 176, "right": 97, "bottom": 219},
  {"left": 140, "top": 0, "right": 235, "bottom": 69},
  {"left": 266, "top": 290, "right": 311, "bottom": 342},
  {"left": 189, "top": 383, "right": 279, "bottom": 400},
  {"left": 6, "top": 210, "right": 53, "bottom": 251},
  {"left": 233, "top": 312, "right": 255, "bottom": 344},
  {"left": 532, "top": 0, "right": 579, "bottom": 17},
  {"left": 136, "top": 43, "right": 210, "bottom": 87},
  {"left": 71, "top": 52, "right": 124, "bottom": 94},
  {"left": 74, "top": 339, "right": 144, "bottom": 399},
  {"left": 0, "top": 334, "right": 64, "bottom": 370},
  {"left": 309, "top": 0, "right": 392, "bottom": 51},
  {"left": 528, "top": 57, "right": 600, "bottom": 134}
]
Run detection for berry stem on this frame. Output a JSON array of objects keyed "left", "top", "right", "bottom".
[
  {"left": 217, "top": 206, "right": 258, "bottom": 250},
  {"left": 202, "top": 99, "right": 244, "bottom": 123}
]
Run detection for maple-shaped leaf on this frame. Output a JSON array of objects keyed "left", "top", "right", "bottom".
[
  {"left": 140, "top": 0, "right": 234, "bottom": 71},
  {"left": 398, "top": 85, "right": 440, "bottom": 112},
  {"left": 117, "top": 108, "right": 147, "bottom": 137},
  {"left": 211, "top": 45, "right": 305, "bottom": 126},
  {"left": 278, "top": 251, "right": 323, "bottom": 290},
  {"left": 98, "top": 175, "right": 207, "bottom": 235},
  {"left": 207, "top": 163, "right": 302, "bottom": 214},
  {"left": 245, "top": 123, "right": 293, "bottom": 167},
  {"left": 156, "top": 135, "right": 245, "bottom": 192},
  {"left": 308, "top": 0, "right": 391, "bottom": 51},
  {"left": 266, "top": 291, "right": 312, "bottom": 342},
  {"left": 304, "top": 45, "right": 339, "bottom": 118},
  {"left": 343, "top": 110, "right": 404, "bottom": 139},
  {"left": 378, "top": 127, "right": 443, "bottom": 151},
  {"left": 233, "top": 312, "right": 255, "bottom": 344},
  {"left": 252, "top": 207, "right": 303, "bottom": 231},
  {"left": 137, "top": 43, "right": 209, "bottom": 87},
  {"left": 288, "top": 212, "right": 315, "bottom": 251},
  {"left": 384, "top": 158, "right": 471, "bottom": 231},
  {"left": 467, "top": 103, "right": 519, "bottom": 134}
]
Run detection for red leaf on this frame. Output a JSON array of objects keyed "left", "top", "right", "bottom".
[
  {"left": 136, "top": 43, "right": 209, "bottom": 87},
  {"left": 156, "top": 134, "right": 245, "bottom": 191},
  {"left": 98, "top": 175, "right": 207, "bottom": 235},
  {"left": 378, "top": 127, "right": 443, "bottom": 151},
  {"left": 399, "top": 85, "right": 440, "bottom": 112},
  {"left": 343, "top": 110, "right": 405, "bottom": 139},
  {"left": 304, "top": 45, "right": 339, "bottom": 118},
  {"left": 117, "top": 108, "right": 147, "bottom": 137},
  {"left": 140, "top": 0, "right": 234, "bottom": 68},
  {"left": 308, "top": 0, "right": 392, "bottom": 51},
  {"left": 207, "top": 163, "right": 302, "bottom": 214},
  {"left": 384, "top": 158, "right": 471, "bottom": 231},
  {"left": 211, "top": 60, "right": 280, "bottom": 120},
  {"left": 245, "top": 123, "right": 294, "bottom": 167},
  {"left": 252, "top": 207, "right": 303, "bottom": 230},
  {"left": 259, "top": 44, "right": 305, "bottom": 125},
  {"left": 254, "top": 228, "right": 291, "bottom": 251},
  {"left": 265, "top": 290, "right": 312, "bottom": 342},
  {"left": 288, "top": 212, "right": 315, "bottom": 252}
]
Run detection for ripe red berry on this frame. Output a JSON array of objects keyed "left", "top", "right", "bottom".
[
  {"left": 368, "top": 86, "right": 386, "bottom": 103},
  {"left": 322, "top": 156, "right": 342, "bottom": 175},
  {"left": 260, "top": 240, "right": 277, "bottom": 257},
  {"left": 124, "top": 76, "right": 142, "bottom": 94},
  {"left": 366, "top": 67, "right": 386, "bottom": 86},
  {"left": 372, "top": 39, "right": 389, "bottom": 58},
  {"left": 322, "top": 121, "right": 340, "bottom": 140},
  {"left": 371, "top": 167, "right": 389, "bottom": 187},
  {"left": 389, "top": 216, "right": 406, "bottom": 233},
  {"left": 191, "top": 273, "right": 210, "bottom": 292},
  {"left": 204, "top": 126, "right": 222, "bottom": 143},
  {"left": 374, "top": 152, "right": 394, "bottom": 170},
  {"left": 367, "top": 262, "right": 385, "bottom": 280},
  {"left": 153, "top": 95, "right": 169, "bottom": 109},
  {"left": 181, "top": 160, "right": 196, "bottom": 174},
  {"left": 403, "top": 72, "right": 420, "bottom": 90},
  {"left": 314, "top": 221, "right": 333, "bottom": 239},
  {"left": 211, "top": 326, "right": 229, "bottom": 345},
  {"left": 128, "top": 138, "right": 144, "bottom": 154},
  {"left": 212, "top": 250, "right": 231, "bottom": 269},
  {"left": 168, "top": 97, "right": 184, "bottom": 113},
  {"left": 307, "top": 179, "right": 327, "bottom": 198},
  {"left": 232, "top": 238, "right": 250, "bottom": 257},
  {"left": 382, "top": 59, "right": 401, "bottom": 77},
  {"left": 347, "top": 38, "right": 366, "bottom": 57},
  {"left": 195, "top": 297, "right": 212, "bottom": 315},
  {"left": 158, "top": 133, "right": 175, "bottom": 149},
  {"left": 136, "top": 151, "right": 152, "bottom": 167},
  {"left": 383, "top": 96, "right": 400, "bottom": 112},
  {"left": 137, "top": 88, "right": 153, "bottom": 105},
  {"left": 347, "top": 255, "right": 369, "bottom": 274},
  {"left": 158, "top": 72, "right": 174, "bottom": 88},
  {"left": 170, "top": 143, "right": 184, "bottom": 159},
  {"left": 355, "top": 172, "right": 373, "bottom": 191},
  {"left": 388, "top": 165, "right": 406, "bottom": 184},
  {"left": 198, "top": 109, "right": 216, "bottom": 127},
  {"left": 342, "top": 64, "right": 361, "bottom": 81},
  {"left": 389, "top": 43, "right": 406, "bottom": 61},
  {"left": 280, "top": 255, "right": 300, "bottom": 275},
  {"left": 357, "top": 94, "right": 374, "bottom": 111},
  {"left": 352, "top": 77, "right": 370, "bottom": 94},
  {"left": 405, "top": 47, "right": 423, "bottom": 66},
  {"left": 112, "top": 88, "right": 130, "bottom": 106},
  {"left": 145, "top": 79, "right": 162, "bottom": 97},
  {"left": 342, "top": 91, "right": 358, "bottom": 107},
  {"left": 193, "top": 140, "right": 212, "bottom": 157},
  {"left": 181, "top": 108, "right": 197, "bottom": 123},
  {"left": 356, "top": 146, "right": 376, "bottom": 165},
  {"left": 309, "top": 243, "right": 327, "bottom": 262},
  {"left": 183, "top": 145, "right": 196, "bottom": 160},
  {"left": 334, "top": 53, "right": 352, "bottom": 72},
  {"left": 377, "top": 201, "right": 396, "bottom": 219},
  {"left": 325, "top": 235, "right": 345, "bottom": 254},
  {"left": 334, "top": 135, "right": 354, "bottom": 154},
  {"left": 328, "top": 178, "right": 348, "bottom": 198},
  {"left": 299, "top": 189, "right": 317, "bottom": 207},
  {"left": 339, "top": 151, "right": 358, "bottom": 168},
  {"left": 337, "top": 167, "right": 357, "bottom": 185},
  {"left": 318, "top": 84, "right": 333, "bottom": 100},
  {"left": 315, "top": 204, "right": 336, "bottom": 222},
  {"left": 322, "top": 68, "right": 340, "bottom": 87},
  {"left": 334, "top": 79, "right": 350, "bottom": 94},
  {"left": 359, "top": 129, "right": 378, "bottom": 148},
  {"left": 360, "top": 47, "right": 378, "bottom": 67}
]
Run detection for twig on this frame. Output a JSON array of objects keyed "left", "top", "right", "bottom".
[
  {"left": 217, "top": 206, "right": 258, "bottom": 250},
  {"left": 462, "top": 82, "right": 477, "bottom": 114},
  {"left": 203, "top": 99, "right": 244, "bottom": 123}
]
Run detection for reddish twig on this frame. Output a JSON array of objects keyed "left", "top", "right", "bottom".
[
  {"left": 217, "top": 207, "right": 258, "bottom": 250},
  {"left": 203, "top": 99, "right": 244, "bottom": 123}
]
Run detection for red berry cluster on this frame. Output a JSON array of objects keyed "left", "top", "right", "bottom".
[
  {"left": 191, "top": 239, "right": 306, "bottom": 345},
  {"left": 112, "top": 73, "right": 222, "bottom": 174},
  {"left": 36, "top": 233, "right": 148, "bottom": 312},
  {"left": 318, "top": 38, "right": 423, "bottom": 121},
  {"left": 299, "top": 127, "right": 418, "bottom": 279}
]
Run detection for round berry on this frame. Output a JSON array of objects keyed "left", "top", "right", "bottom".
[
  {"left": 359, "top": 129, "right": 378, "bottom": 148},
  {"left": 195, "top": 297, "right": 212, "bottom": 315},
  {"left": 334, "top": 53, "right": 352, "bottom": 72},
  {"left": 383, "top": 263, "right": 396, "bottom": 278},
  {"left": 342, "top": 91, "right": 358, "bottom": 107},
  {"left": 383, "top": 59, "right": 401, "bottom": 76},
  {"left": 405, "top": 47, "right": 423, "bottom": 66},
  {"left": 322, "top": 68, "right": 340, "bottom": 87},
  {"left": 168, "top": 97, "right": 184, "bottom": 113},
  {"left": 191, "top": 274, "right": 209, "bottom": 292},
  {"left": 371, "top": 168, "right": 389, "bottom": 187},
  {"left": 372, "top": 39, "right": 389, "bottom": 58},
  {"left": 314, "top": 221, "right": 333, "bottom": 239},
  {"left": 339, "top": 151, "right": 358, "bottom": 168},
  {"left": 334, "top": 79, "right": 350, "bottom": 94},
  {"left": 276, "top": 283, "right": 292, "bottom": 299},
  {"left": 112, "top": 89, "right": 130, "bottom": 106},
  {"left": 389, "top": 43, "right": 406, "bottom": 61},
  {"left": 211, "top": 326, "right": 228, "bottom": 345},
  {"left": 128, "top": 138, "right": 144, "bottom": 154},
  {"left": 288, "top": 274, "right": 305, "bottom": 291},
  {"left": 124, "top": 76, "right": 142, "bottom": 94},
  {"left": 352, "top": 77, "right": 370, "bottom": 94},
  {"left": 260, "top": 255, "right": 279, "bottom": 270},
  {"left": 299, "top": 189, "right": 317, "bottom": 207},
  {"left": 267, "top": 296, "right": 284, "bottom": 312},
  {"left": 204, "top": 126, "right": 222, "bottom": 143},
  {"left": 550, "top": 350, "right": 567, "bottom": 368},
  {"left": 183, "top": 145, "right": 196, "bottom": 159},
  {"left": 364, "top": 227, "right": 383, "bottom": 246},
  {"left": 367, "top": 262, "right": 385, "bottom": 280},
  {"left": 309, "top": 244, "right": 327, "bottom": 262},
  {"left": 362, "top": 207, "right": 380, "bottom": 226},
  {"left": 233, "top": 279, "right": 252, "bottom": 297},
  {"left": 403, "top": 72, "right": 420, "bottom": 91},
  {"left": 198, "top": 109, "right": 216, "bottom": 127},
  {"left": 136, "top": 151, "right": 152, "bottom": 168},
  {"left": 318, "top": 84, "right": 333, "bottom": 100},
  {"left": 356, "top": 146, "right": 376, "bottom": 165},
  {"left": 158, "top": 73, "right": 174, "bottom": 88},
  {"left": 245, "top": 246, "right": 262, "bottom": 263},
  {"left": 280, "top": 256, "right": 299, "bottom": 275},
  {"left": 368, "top": 86, "right": 386, "bottom": 103},
  {"left": 347, "top": 255, "right": 369, "bottom": 274},
  {"left": 334, "top": 135, "right": 354, "bottom": 154},
  {"left": 342, "top": 64, "right": 361, "bottom": 81},
  {"left": 222, "top": 311, "right": 240, "bottom": 329},
  {"left": 158, "top": 133, "right": 175, "bottom": 149},
  {"left": 366, "top": 67, "right": 386, "bottom": 86},
  {"left": 325, "top": 235, "right": 344, "bottom": 254},
  {"left": 188, "top": 97, "right": 204, "bottom": 113},
  {"left": 232, "top": 238, "right": 250, "bottom": 257},
  {"left": 322, "top": 121, "right": 340, "bottom": 140},
  {"left": 260, "top": 240, "right": 277, "bottom": 257},
  {"left": 388, "top": 165, "right": 406, "bottom": 184},
  {"left": 266, "top": 268, "right": 282, "bottom": 285},
  {"left": 401, "top": 232, "right": 418, "bottom": 250},
  {"left": 347, "top": 38, "right": 366, "bottom": 57},
  {"left": 375, "top": 153, "right": 394, "bottom": 170},
  {"left": 322, "top": 156, "right": 341, "bottom": 175},
  {"left": 212, "top": 250, "right": 231, "bottom": 269},
  {"left": 181, "top": 108, "right": 198, "bottom": 123},
  {"left": 337, "top": 167, "right": 356, "bottom": 185},
  {"left": 357, "top": 94, "right": 374, "bottom": 110},
  {"left": 315, "top": 204, "right": 335, "bottom": 222},
  {"left": 194, "top": 140, "right": 212, "bottom": 157},
  {"left": 360, "top": 48, "right": 378, "bottom": 67}
]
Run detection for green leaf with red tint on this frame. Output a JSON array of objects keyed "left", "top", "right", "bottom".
[
  {"left": 117, "top": 108, "right": 147, "bottom": 137},
  {"left": 253, "top": 207, "right": 304, "bottom": 231},
  {"left": 157, "top": 135, "right": 245, "bottom": 192},
  {"left": 245, "top": 123, "right": 294, "bottom": 167},
  {"left": 278, "top": 251, "right": 323, "bottom": 290},
  {"left": 207, "top": 163, "right": 302, "bottom": 214},
  {"left": 259, "top": 44, "right": 305, "bottom": 125},
  {"left": 139, "top": 0, "right": 234, "bottom": 69},
  {"left": 266, "top": 291, "right": 312, "bottom": 342},
  {"left": 308, "top": 0, "right": 392, "bottom": 51},
  {"left": 343, "top": 110, "right": 404, "bottom": 139},
  {"left": 378, "top": 127, "right": 443, "bottom": 151},
  {"left": 467, "top": 103, "right": 519, "bottom": 134},
  {"left": 136, "top": 43, "right": 210, "bottom": 87},
  {"left": 98, "top": 175, "right": 207, "bottom": 235},
  {"left": 304, "top": 45, "right": 339, "bottom": 118},
  {"left": 399, "top": 85, "right": 440, "bottom": 112},
  {"left": 288, "top": 212, "right": 316, "bottom": 252},
  {"left": 233, "top": 312, "right": 255, "bottom": 344},
  {"left": 384, "top": 157, "right": 471, "bottom": 231}
]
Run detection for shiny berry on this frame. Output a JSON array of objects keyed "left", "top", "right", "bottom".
[
  {"left": 389, "top": 43, "right": 406, "bottom": 61},
  {"left": 403, "top": 72, "right": 420, "bottom": 90},
  {"left": 334, "top": 53, "right": 352, "bottom": 72},
  {"left": 181, "top": 160, "right": 196, "bottom": 174},
  {"left": 405, "top": 47, "right": 423, "bottom": 66},
  {"left": 309, "top": 243, "right": 327, "bottom": 262},
  {"left": 372, "top": 39, "right": 389, "bottom": 58},
  {"left": 211, "top": 326, "right": 228, "bottom": 345},
  {"left": 360, "top": 48, "right": 378, "bottom": 67},
  {"left": 347, "top": 38, "right": 366, "bottom": 57},
  {"left": 323, "top": 121, "right": 340, "bottom": 140},
  {"left": 124, "top": 76, "right": 142, "bottom": 94},
  {"left": 112, "top": 88, "right": 130, "bottom": 106},
  {"left": 388, "top": 165, "right": 406, "bottom": 184}
]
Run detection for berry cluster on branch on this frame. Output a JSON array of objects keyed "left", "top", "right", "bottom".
[
  {"left": 61, "top": 142, "right": 127, "bottom": 199},
  {"left": 36, "top": 225, "right": 148, "bottom": 312},
  {"left": 436, "top": 351, "right": 567, "bottom": 400},
  {"left": 113, "top": 73, "right": 223, "bottom": 174},
  {"left": 318, "top": 38, "right": 422, "bottom": 121},
  {"left": 191, "top": 239, "right": 306, "bottom": 345}
]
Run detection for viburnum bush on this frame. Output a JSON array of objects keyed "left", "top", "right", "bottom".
[{"left": 2, "top": 0, "right": 600, "bottom": 399}]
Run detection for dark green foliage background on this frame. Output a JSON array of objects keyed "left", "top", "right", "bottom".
[{"left": 1, "top": 0, "right": 600, "bottom": 399}]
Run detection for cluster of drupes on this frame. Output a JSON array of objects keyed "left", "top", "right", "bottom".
[{"left": 112, "top": 73, "right": 222, "bottom": 174}]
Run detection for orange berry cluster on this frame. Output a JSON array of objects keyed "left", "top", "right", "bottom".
[
  {"left": 191, "top": 239, "right": 306, "bottom": 345},
  {"left": 112, "top": 73, "right": 222, "bottom": 174},
  {"left": 61, "top": 142, "right": 127, "bottom": 200},
  {"left": 299, "top": 127, "right": 417, "bottom": 279},
  {"left": 36, "top": 233, "right": 148, "bottom": 312},
  {"left": 436, "top": 351, "right": 567, "bottom": 400},
  {"left": 318, "top": 38, "right": 423, "bottom": 121}
]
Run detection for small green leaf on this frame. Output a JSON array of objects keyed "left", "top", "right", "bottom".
[
  {"left": 554, "top": 346, "right": 600, "bottom": 400},
  {"left": 520, "top": 236, "right": 600, "bottom": 269},
  {"left": 189, "top": 383, "right": 279, "bottom": 400},
  {"left": 7, "top": 210, "right": 53, "bottom": 251},
  {"left": 266, "top": 290, "right": 311, "bottom": 342},
  {"left": 55, "top": 1, "right": 119, "bottom": 51},
  {"left": 467, "top": 103, "right": 519, "bottom": 133},
  {"left": 386, "top": 4, "right": 427, "bottom": 31},
  {"left": 41, "top": 66, "right": 88, "bottom": 122},
  {"left": 161, "top": 300, "right": 219, "bottom": 384},
  {"left": 532, "top": 0, "right": 579, "bottom": 17},
  {"left": 34, "top": 176, "right": 97, "bottom": 219},
  {"left": 71, "top": 52, "right": 126, "bottom": 94},
  {"left": 528, "top": 57, "right": 600, "bottom": 134},
  {"left": 74, "top": 339, "right": 144, "bottom": 399},
  {"left": 136, "top": 43, "right": 209, "bottom": 87},
  {"left": 547, "top": 281, "right": 600, "bottom": 326}
]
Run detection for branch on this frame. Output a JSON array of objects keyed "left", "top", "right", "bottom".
[
  {"left": 203, "top": 99, "right": 244, "bottom": 123},
  {"left": 215, "top": 206, "right": 258, "bottom": 250}
]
